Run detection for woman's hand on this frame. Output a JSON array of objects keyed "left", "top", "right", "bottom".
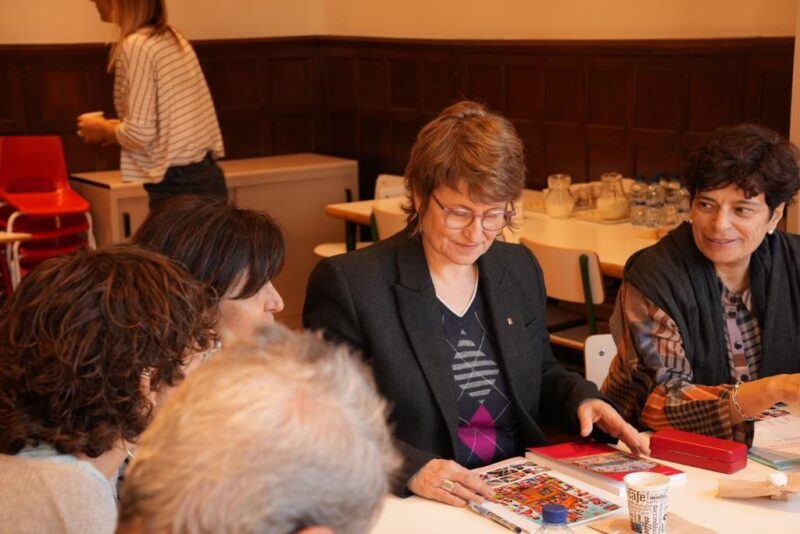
[
  {"left": 732, "top": 374, "right": 800, "bottom": 423},
  {"left": 77, "top": 116, "right": 119, "bottom": 145},
  {"left": 577, "top": 399, "right": 650, "bottom": 455},
  {"left": 407, "top": 459, "right": 494, "bottom": 507}
]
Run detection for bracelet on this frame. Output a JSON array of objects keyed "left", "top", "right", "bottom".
[{"left": 731, "top": 378, "right": 754, "bottom": 422}]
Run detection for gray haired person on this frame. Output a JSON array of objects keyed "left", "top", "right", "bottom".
[{"left": 117, "top": 324, "right": 400, "bottom": 534}]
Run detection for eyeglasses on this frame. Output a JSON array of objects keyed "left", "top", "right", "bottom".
[{"left": 430, "top": 194, "right": 514, "bottom": 231}]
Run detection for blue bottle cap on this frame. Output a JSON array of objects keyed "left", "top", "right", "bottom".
[{"left": 542, "top": 503, "right": 568, "bottom": 525}]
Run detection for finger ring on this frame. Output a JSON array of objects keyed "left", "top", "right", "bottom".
[{"left": 441, "top": 478, "right": 456, "bottom": 493}]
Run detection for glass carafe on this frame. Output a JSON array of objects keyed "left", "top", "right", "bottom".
[
  {"left": 596, "top": 172, "right": 629, "bottom": 220},
  {"left": 545, "top": 174, "right": 575, "bottom": 218}
]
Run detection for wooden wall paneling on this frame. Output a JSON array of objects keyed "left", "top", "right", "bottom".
[
  {"left": 358, "top": 115, "right": 393, "bottom": 197},
  {"left": 632, "top": 136, "right": 686, "bottom": 179},
  {"left": 21, "top": 47, "right": 112, "bottom": 172},
  {"left": 421, "top": 58, "right": 464, "bottom": 114},
  {"left": 325, "top": 54, "right": 358, "bottom": 110},
  {"left": 327, "top": 111, "right": 358, "bottom": 158},
  {"left": 389, "top": 58, "right": 418, "bottom": 110},
  {"left": 205, "top": 54, "right": 267, "bottom": 158},
  {"left": 634, "top": 59, "right": 683, "bottom": 132},
  {"left": 463, "top": 58, "right": 505, "bottom": 111},
  {"left": 685, "top": 56, "right": 744, "bottom": 134},
  {"left": 0, "top": 65, "right": 20, "bottom": 134},
  {"left": 542, "top": 124, "right": 587, "bottom": 182},
  {"left": 514, "top": 121, "right": 546, "bottom": 189},
  {"left": 504, "top": 60, "right": 543, "bottom": 121},
  {"left": 586, "top": 126, "right": 632, "bottom": 180},
  {"left": 2, "top": 37, "right": 793, "bottom": 185},
  {"left": 586, "top": 58, "right": 634, "bottom": 128},
  {"left": 271, "top": 56, "right": 319, "bottom": 155},
  {"left": 542, "top": 56, "right": 584, "bottom": 125},
  {"left": 271, "top": 57, "right": 314, "bottom": 110},
  {"left": 744, "top": 53, "right": 793, "bottom": 134},
  {"left": 392, "top": 118, "right": 423, "bottom": 178},
  {"left": 358, "top": 57, "right": 389, "bottom": 110}
]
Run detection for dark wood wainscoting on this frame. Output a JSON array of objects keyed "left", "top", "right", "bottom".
[
  {"left": 0, "top": 36, "right": 793, "bottom": 195},
  {"left": 320, "top": 37, "right": 794, "bottom": 194}
]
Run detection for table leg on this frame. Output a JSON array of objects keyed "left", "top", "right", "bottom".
[{"left": 345, "top": 221, "right": 357, "bottom": 252}]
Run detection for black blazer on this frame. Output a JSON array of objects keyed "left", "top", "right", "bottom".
[{"left": 303, "top": 229, "right": 605, "bottom": 492}]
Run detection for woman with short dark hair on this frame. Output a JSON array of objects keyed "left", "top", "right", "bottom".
[
  {"left": 0, "top": 246, "right": 216, "bottom": 532},
  {"left": 603, "top": 123, "right": 800, "bottom": 445},
  {"left": 133, "top": 195, "right": 285, "bottom": 339}
]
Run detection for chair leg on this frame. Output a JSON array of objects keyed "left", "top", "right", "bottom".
[
  {"left": 0, "top": 247, "right": 11, "bottom": 296},
  {"left": 579, "top": 254, "right": 598, "bottom": 335},
  {"left": 85, "top": 212, "right": 97, "bottom": 249},
  {"left": 10, "top": 240, "right": 21, "bottom": 289},
  {"left": 6, "top": 212, "right": 20, "bottom": 289}
]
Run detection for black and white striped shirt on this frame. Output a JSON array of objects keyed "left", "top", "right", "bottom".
[{"left": 114, "top": 28, "right": 224, "bottom": 183}]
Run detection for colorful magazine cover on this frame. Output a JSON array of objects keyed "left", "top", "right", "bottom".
[
  {"left": 471, "top": 457, "right": 621, "bottom": 531},
  {"left": 526, "top": 441, "right": 685, "bottom": 496}
]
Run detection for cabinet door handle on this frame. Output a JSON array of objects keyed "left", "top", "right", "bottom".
[{"left": 123, "top": 213, "right": 131, "bottom": 238}]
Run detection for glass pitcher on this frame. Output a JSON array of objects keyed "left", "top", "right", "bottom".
[
  {"left": 545, "top": 174, "right": 575, "bottom": 218},
  {"left": 596, "top": 172, "right": 630, "bottom": 220}
]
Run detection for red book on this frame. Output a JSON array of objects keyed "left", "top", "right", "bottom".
[{"left": 527, "top": 441, "right": 686, "bottom": 496}]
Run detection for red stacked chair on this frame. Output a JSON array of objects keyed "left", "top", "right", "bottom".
[{"left": 0, "top": 136, "right": 96, "bottom": 292}]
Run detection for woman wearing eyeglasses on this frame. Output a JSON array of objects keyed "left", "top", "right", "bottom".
[{"left": 303, "top": 100, "right": 645, "bottom": 507}]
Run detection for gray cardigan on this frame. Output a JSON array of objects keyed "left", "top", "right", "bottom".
[{"left": 303, "top": 229, "right": 606, "bottom": 493}]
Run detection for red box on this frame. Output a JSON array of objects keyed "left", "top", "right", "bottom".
[{"left": 649, "top": 428, "right": 747, "bottom": 474}]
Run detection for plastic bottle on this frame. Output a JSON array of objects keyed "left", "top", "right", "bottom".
[
  {"left": 629, "top": 175, "right": 647, "bottom": 226},
  {"left": 676, "top": 182, "right": 691, "bottom": 222},
  {"left": 535, "top": 504, "right": 574, "bottom": 533},
  {"left": 663, "top": 178, "right": 681, "bottom": 226},
  {"left": 645, "top": 176, "right": 665, "bottom": 228}
]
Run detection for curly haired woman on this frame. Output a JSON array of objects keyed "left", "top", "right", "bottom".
[{"left": 0, "top": 246, "right": 217, "bottom": 533}]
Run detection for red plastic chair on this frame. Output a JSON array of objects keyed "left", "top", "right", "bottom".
[{"left": 0, "top": 135, "right": 96, "bottom": 288}]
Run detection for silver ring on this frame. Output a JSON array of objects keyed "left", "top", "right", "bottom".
[{"left": 441, "top": 478, "right": 456, "bottom": 493}]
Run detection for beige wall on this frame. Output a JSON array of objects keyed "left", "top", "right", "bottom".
[
  {"left": 321, "top": 0, "right": 796, "bottom": 39},
  {"left": 0, "top": 0, "right": 323, "bottom": 43},
  {"left": 0, "top": 0, "right": 794, "bottom": 44}
]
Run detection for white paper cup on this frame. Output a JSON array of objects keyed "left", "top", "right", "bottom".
[
  {"left": 79, "top": 111, "right": 104, "bottom": 119},
  {"left": 624, "top": 472, "right": 670, "bottom": 534}
]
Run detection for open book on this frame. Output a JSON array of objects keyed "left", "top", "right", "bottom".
[
  {"left": 527, "top": 441, "right": 685, "bottom": 496},
  {"left": 471, "top": 457, "right": 621, "bottom": 531},
  {"left": 750, "top": 404, "right": 800, "bottom": 470}
]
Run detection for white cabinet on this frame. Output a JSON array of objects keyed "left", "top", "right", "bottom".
[{"left": 70, "top": 153, "right": 358, "bottom": 328}]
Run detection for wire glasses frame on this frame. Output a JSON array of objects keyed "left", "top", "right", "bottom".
[{"left": 430, "top": 193, "right": 515, "bottom": 231}]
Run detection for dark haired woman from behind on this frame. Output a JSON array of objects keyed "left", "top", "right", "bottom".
[
  {"left": 133, "top": 195, "right": 285, "bottom": 341},
  {"left": 604, "top": 123, "right": 800, "bottom": 445},
  {"left": 0, "top": 246, "right": 216, "bottom": 533}
]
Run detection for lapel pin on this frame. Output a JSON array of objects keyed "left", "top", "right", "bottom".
[{"left": 507, "top": 317, "right": 513, "bottom": 325}]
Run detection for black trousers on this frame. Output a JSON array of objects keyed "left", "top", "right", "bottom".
[{"left": 144, "top": 153, "right": 228, "bottom": 211}]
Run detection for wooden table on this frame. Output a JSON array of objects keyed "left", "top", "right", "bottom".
[{"left": 325, "top": 197, "right": 659, "bottom": 278}]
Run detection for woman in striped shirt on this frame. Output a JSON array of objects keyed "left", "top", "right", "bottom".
[
  {"left": 603, "top": 124, "right": 800, "bottom": 445},
  {"left": 78, "top": 0, "right": 226, "bottom": 210}
]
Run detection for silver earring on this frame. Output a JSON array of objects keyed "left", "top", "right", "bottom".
[
  {"left": 768, "top": 228, "right": 775, "bottom": 235},
  {"left": 687, "top": 218, "right": 693, "bottom": 224}
]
